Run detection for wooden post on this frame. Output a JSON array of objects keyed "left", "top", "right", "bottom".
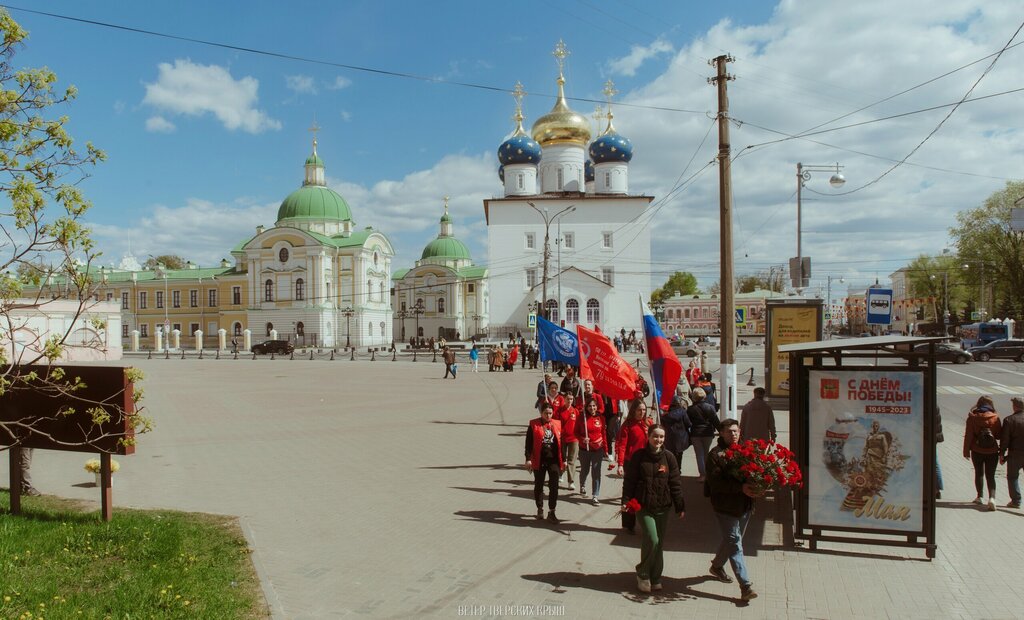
[
  {"left": 100, "top": 453, "right": 113, "bottom": 522},
  {"left": 9, "top": 447, "right": 22, "bottom": 515}
]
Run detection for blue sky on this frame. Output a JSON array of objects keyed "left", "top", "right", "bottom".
[{"left": 8, "top": 1, "right": 1023, "bottom": 294}]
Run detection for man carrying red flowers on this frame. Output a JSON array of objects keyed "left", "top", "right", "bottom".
[{"left": 706, "top": 418, "right": 760, "bottom": 601}]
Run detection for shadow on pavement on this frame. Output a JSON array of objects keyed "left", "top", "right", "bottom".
[
  {"left": 419, "top": 463, "right": 521, "bottom": 470},
  {"left": 428, "top": 420, "right": 520, "bottom": 428},
  {"left": 522, "top": 571, "right": 747, "bottom": 606}
]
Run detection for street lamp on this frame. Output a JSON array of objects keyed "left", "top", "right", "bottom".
[
  {"left": 396, "top": 308, "right": 409, "bottom": 341},
  {"left": 342, "top": 306, "right": 354, "bottom": 348},
  {"left": 794, "top": 162, "right": 845, "bottom": 293},
  {"left": 930, "top": 272, "right": 950, "bottom": 334},
  {"left": 412, "top": 300, "right": 425, "bottom": 341},
  {"left": 962, "top": 260, "right": 992, "bottom": 322},
  {"left": 472, "top": 313, "right": 483, "bottom": 339},
  {"left": 527, "top": 202, "right": 575, "bottom": 321}
]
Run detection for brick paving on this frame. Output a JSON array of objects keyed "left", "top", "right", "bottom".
[{"left": 7, "top": 354, "right": 1024, "bottom": 619}]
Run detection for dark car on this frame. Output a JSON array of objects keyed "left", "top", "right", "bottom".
[
  {"left": 251, "top": 340, "right": 294, "bottom": 355},
  {"left": 913, "top": 342, "right": 971, "bottom": 364},
  {"left": 968, "top": 339, "right": 1024, "bottom": 362}
]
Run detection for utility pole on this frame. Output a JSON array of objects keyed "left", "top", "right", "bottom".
[{"left": 709, "top": 54, "right": 737, "bottom": 419}]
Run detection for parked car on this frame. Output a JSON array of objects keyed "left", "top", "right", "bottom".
[
  {"left": 251, "top": 340, "right": 295, "bottom": 355},
  {"left": 670, "top": 338, "right": 699, "bottom": 357},
  {"left": 912, "top": 342, "right": 971, "bottom": 364},
  {"left": 968, "top": 339, "right": 1024, "bottom": 362}
]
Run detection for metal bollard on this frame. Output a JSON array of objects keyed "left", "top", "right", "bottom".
[
  {"left": 330, "top": 350, "right": 335, "bottom": 361},
  {"left": 413, "top": 349, "right": 418, "bottom": 362},
  {"left": 350, "top": 348, "right": 355, "bottom": 361},
  {"left": 432, "top": 349, "right": 437, "bottom": 363},
  {"left": 181, "top": 350, "right": 186, "bottom": 360},
  {"left": 371, "top": 349, "right": 376, "bottom": 361},
  {"left": 215, "top": 350, "right": 220, "bottom": 360},
  {"left": 310, "top": 351, "right": 314, "bottom": 360},
  {"left": 271, "top": 352, "right": 275, "bottom": 360},
  {"left": 233, "top": 351, "right": 238, "bottom": 360},
  {"left": 252, "top": 351, "right": 257, "bottom": 360},
  {"left": 290, "top": 350, "right": 294, "bottom": 360},
  {"left": 147, "top": 350, "right": 152, "bottom": 359},
  {"left": 165, "top": 350, "right": 170, "bottom": 359},
  {"left": 392, "top": 348, "right": 397, "bottom": 362}
]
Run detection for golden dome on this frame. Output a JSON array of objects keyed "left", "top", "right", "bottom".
[{"left": 531, "top": 76, "right": 591, "bottom": 146}]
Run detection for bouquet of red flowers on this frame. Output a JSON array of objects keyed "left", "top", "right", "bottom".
[
  {"left": 611, "top": 498, "right": 642, "bottom": 521},
  {"left": 723, "top": 439, "right": 803, "bottom": 493}
]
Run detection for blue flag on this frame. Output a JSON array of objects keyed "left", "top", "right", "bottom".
[{"left": 537, "top": 316, "right": 580, "bottom": 366}]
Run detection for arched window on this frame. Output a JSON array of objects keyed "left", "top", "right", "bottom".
[
  {"left": 233, "top": 322, "right": 242, "bottom": 336},
  {"left": 379, "top": 282, "right": 385, "bottom": 303},
  {"left": 566, "top": 298, "right": 580, "bottom": 323},
  {"left": 266, "top": 322, "right": 273, "bottom": 337},
  {"left": 264, "top": 279, "right": 273, "bottom": 302},
  {"left": 367, "top": 280, "right": 373, "bottom": 302},
  {"left": 702, "top": 307, "right": 709, "bottom": 319},
  {"left": 586, "top": 298, "right": 600, "bottom": 324},
  {"left": 279, "top": 247, "right": 289, "bottom": 263},
  {"left": 295, "top": 278, "right": 305, "bottom": 301},
  {"left": 545, "top": 299, "right": 559, "bottom": 323},
  {"left": 684, "top": 308, "right": 691, "bottom": 319},
  {"left": 438, "top": 297, "right": 446, "bottom": 314},
  {"left": 368, "top": 322, "right": 373, "bottom": 336},
  {"left": 296, "top": 321, "right": 305, "bottom": 336}
]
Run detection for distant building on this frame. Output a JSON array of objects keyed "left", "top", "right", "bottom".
[
  {"left": 662, "top": 289, "right": 787, "bottom": 337},
  {"left": 1, "top": 299, "right": 122, "bottom": 361}
]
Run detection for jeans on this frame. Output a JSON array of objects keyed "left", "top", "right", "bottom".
[
  {"left": 578, "top": 448, "right": 603, "bottom": 497},
  {"left": 1007, "top": 452, "right": 1024, "bottom": 504},
  {"left": 562, "top": 442, "right": 579, "bottom": 486},
  {"left": 971, "top": 452, "right": 998, "bottom": 496},
  {"left": 636, "top": 509, "right": 670, "bottom": 583},
  {"left": 713, "top": 510, "right": 752, "bottom": 588},
  {"left": 533, "top": 461, "right": 560, "bottom": 510},
  {"left": 18, "top": 447, "right": 33, "bottom": 490},
  {"left": 935, "top": 456, "right": 943, "bottom": 492},
  {"left": 692, "top": 436, "right": 714, "bottom": 477}
]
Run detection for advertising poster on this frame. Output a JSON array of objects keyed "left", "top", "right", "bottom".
[
  {"left": 806, "top": 370, "right": 924, "bottom": 532},
  {"left": 767, "top": 306, "right": 819, "bottom": 398}
]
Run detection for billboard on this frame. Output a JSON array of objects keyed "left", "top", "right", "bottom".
[
  {"left": 806, "top": 369, "right": 925, "bottom": 532},
  {"left": 766, "top": 302, "right": 821, "bottom": 399}
]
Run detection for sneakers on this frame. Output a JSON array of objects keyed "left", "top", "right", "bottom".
[
  {"left": 651, "top": 582, "right": 663, "bottom": 591},
  {"left": 637, "top": 577, "right": 652, "bottom": 593},
  {"left": 21, "top": 486, "right": 41, "bottom": 497},
  {"left": 709, "top": 565, "right": 733, "bottom": 583},
  {"left": 546, "top": 511, "right": 560, "bottom": 524},
  {"left": 580, "top": 488, "right": 588, "bottom": 497},
  {"left": 987, "top": 498, "right": 997, "bottom": 512},
  {"left": 740, "top": 584, "right": 758, "bottom": 601},
  {"left": 1007, "top": 501, "right": 1022, "bottom": 509},
  {"left": 591, "top": 495, "right": 600, "bottom": 505},
  {"left": 568, "top": 483, "right": 576, "bottom": 492},
  {"left": 536, "top": 507, "right": 544, "bottom": 520},
  {"left": 972, "top": 496, "right": 984, "bottom": 505}
]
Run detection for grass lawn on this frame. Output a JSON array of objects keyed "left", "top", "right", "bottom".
[{"left": 0, "top": 490, "right": 268, "bottom": 618}]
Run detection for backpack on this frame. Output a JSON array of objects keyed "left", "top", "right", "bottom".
[{"left": 975, "top": 427, "right": 998, "bottom": 450}]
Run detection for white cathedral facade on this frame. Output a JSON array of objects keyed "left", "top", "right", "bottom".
[{"left": 484, "top": 42, "right": 653, "bottom": 337}]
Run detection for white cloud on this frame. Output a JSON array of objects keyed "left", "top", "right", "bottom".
[
  {"left": 285, "top": 74, "right": 317, "bottom": 94},
  {"left": 340, "top": 110, "right": 352, "bottom": 122},
  {"left": 145, "top": 116, "right": 176, "bottom": 133},
  {"left": 142, "top": 59, "right": 281, "bottom": 133},
  {"left": 607, "top": 38, "right": 675, "bottom": 77},
  {"left": 327, "top": 76, "right": 352, "bottom": 90},
  {"left": 113, "top": 100, "right": 125, "bottom": 114}
]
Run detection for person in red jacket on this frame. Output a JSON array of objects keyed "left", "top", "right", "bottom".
[
  {"left": 526, "top": 404, "right": 564, "bottom": 523},
  {"left": 964, "top": 395, "right": 1002, "bottom": 511},
  {"left": 537, "top": 381, "right": 565, "bottom": 414},
  {"left": 556, "top": 393, "right": 582, "bottom": 492},
  {"left": 576, "top": 398, "right": 607, "bottom": 504},
  {"left": 617, "top": 399, "right": 652, "bottom": 532}
]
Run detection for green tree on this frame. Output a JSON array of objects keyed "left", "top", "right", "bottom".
[
  {"left": 903, "top": 254, "right": 965, "bottom": 323},
  {"left": 142, "top": 254, "right": 188, "bottom": 270},
  {"left": 0, "top": 10, "right": 149, "bottom": 457},
  {"left": 650, "top": 271, "right": 699, "bottom": 305},
  {"left": 951, "top": 180, "right": 1024, "bottom": 323}
]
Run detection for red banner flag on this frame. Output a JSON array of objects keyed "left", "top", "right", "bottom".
[{"left": 577, "top": 325, "right": 639, "bottom": 400}]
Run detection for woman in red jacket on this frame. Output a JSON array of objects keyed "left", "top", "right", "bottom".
[
  {"left": 617, "top": 399, "right": 651, "bottom": 531},
  {"left": 576, "top": 399, "right": 606, "bottom": 504},
  {"left": 964, "top": 395, "right": 1002, "bottom": 511},
  {"left": 525, "top": 404, "right": 564, "bottom": 523},
  {"left": 556, "top": 393, "right": 582, "bottom": 492}
]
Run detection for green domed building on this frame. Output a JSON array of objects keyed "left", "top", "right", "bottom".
[{"left": 391, "top": 199, "right": 488, "bottom": 342}]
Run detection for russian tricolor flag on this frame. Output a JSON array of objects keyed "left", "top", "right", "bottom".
[{"left": 640, "top": 294, "right": 682, "bottom": 409}]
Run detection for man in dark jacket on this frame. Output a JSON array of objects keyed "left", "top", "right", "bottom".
[
  {"left": 687, "top": 387, "right": 720, "bottom": 482},
  {"left": 442, "top": 347, "right": 456, "bottom": 379},
  {"left": 706, "top": 418, "right": 759, "bottom": 601},
  {"left": 1000, "top": 396, "right": 1024, "bottom": 508},
  {"left": 661, "top": 394, "right": 693, "bottom": 471}
]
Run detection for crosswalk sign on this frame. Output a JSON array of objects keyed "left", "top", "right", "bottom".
[
  {"left": 528, "top": 313, "right": 537, "bottom": 328},
  {"left": 735, "top": 308, "right": 746, "bottom": 326}
]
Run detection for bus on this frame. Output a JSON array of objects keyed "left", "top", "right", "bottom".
[{"left": 960, "top": 322, "right": 1011, "bottom": 349}]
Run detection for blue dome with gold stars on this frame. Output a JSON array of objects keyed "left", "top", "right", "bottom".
[
  {"left": 498, "top": 164, "right": 505, "bottom": 182},
  {"left": 590, "top": 131, "right": 633, "bottom": 164},
  {"left": 498, "top": 134, "right": 542, "bottom": 166},
  {"left": 585, "top": 159, "right": 594, "bottom": 182}
]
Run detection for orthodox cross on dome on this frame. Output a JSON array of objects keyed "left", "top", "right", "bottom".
[
  {"left": 511, "top": 81, "right": 526, "bottom": 126},
  {"left": 592, "top": 104, "right": 605, "bottom": 133},
  {"left": 308, "top": 119, "right": 321, "bottom": 154},
  {"left": 602, "top": 79, "right": 619, "bottom": 133},
  {"left": 443, "top": 195, "right": 450, "bottom": 212},
  {"left": 552, "top": 40, "right": 570, "bottom": 79}
]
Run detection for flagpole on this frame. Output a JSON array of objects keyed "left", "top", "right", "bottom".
[{"left": 640, "top": 294, "right": 661, "bottom": 424}]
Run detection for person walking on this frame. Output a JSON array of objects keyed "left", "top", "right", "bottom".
[
  {"left": 622, "top": 424, "right": 686, "bottom": 593},
  {"left": 442, "top": 346, "right": 457, "bottom": 379},
  {"left": 525, "top": 404, "right": 564, "bottom": 523},
  {"left": 661, "top": 393, "right": 693, "bottom": 474},
  {"left": 688, "top": 387, "right": 720, "bottom": 482},
  {"left": 964, "top": 395, "right": 1002, "bottom": 511},
  {"left": 560, "top": 366, "right": 583, "bottom": 400},
  {"left": 536, "top": 373, "right": 553, "bottom": 405},
  {"left": 999, "top": 396, "right": 1024, "bottom": 509},
  {"left": 556, "top": 393, "right": 581, "bottom": 492},
  {"left": 617, "top": 400, "right": 652, "bottom": 532},
  {"left": 506, "top": 345, "right": 518, "bottom": 372},
  {"left": 537, "top": 381, "right": 564, "bottom": 414},
  {"left": 707, "top": 418, "right": 760, "bottom": 601},
  {"left": 576, "top": 398, "right": 606, "bottom": 504},
  {"left": 740, "top": 387, "right": 777, "bottom": 443}
]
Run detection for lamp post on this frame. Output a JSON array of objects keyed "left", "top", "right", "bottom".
[
  {"left": 396, "top": 308, "right": 408, "bottom": 341},
  {"left": 342, "top": 306, "right": 354, "bottom": 348},
  {"left": 413, "top": 300, "right": 425, "bottom": 340},
  {"left": 527, "top": 202, "right": 575, "bottom": 321},
  {"left": 472, "top": 313, "right": 483, "bottom": 339},
  {"left": 795, "top": 162, "right": 845, "bottom": 293},
  {"left": 930, "top": 272, "right": 950, "bottom": 334},
  {"left": 556, "top": 205, "right": 576, "bottom": 325}
]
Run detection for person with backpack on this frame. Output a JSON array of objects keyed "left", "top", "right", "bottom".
[
  {"left": 661, "top": 393, "right": 693, "bottom": 474},
  {"left": 688, "top": 387, "right": 721, "bottom": 482},
  {"left": 964, "top": 395, "right": 1002, "bottom": 511}
]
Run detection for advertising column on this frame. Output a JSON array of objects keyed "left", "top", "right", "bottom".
[{"left": 765, "top": 300, "right": 822, "bottom": 400}]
